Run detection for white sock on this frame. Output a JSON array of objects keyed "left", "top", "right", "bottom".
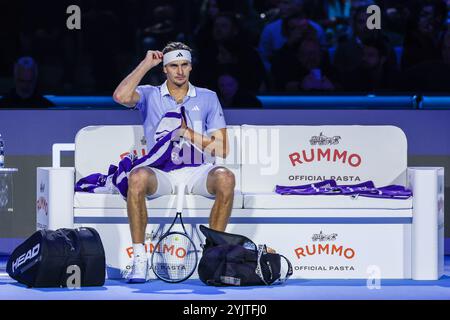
[{"left": 133, "top": 243, "right": 146, "bottom": 260}]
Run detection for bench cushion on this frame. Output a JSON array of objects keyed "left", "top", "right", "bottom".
[
  {"left": 243, "top": 193, "right": 412, "bottom": 209},
  {"left": 74, "top": 192, "right": 244, "bottom": 209}
]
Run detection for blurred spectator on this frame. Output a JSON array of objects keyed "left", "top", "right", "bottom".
[
  {"left": 303, "top": 1, "right": 381, "bottom": 49},
  {"left": 444, "top": 28, "right": 450, "bottom": 65},
  {"left": 402, "top": 0, "right": 448, "bottom": 70},
  {"left": 82, "top": 2, "right": 122, "bottom": 94},
  {"left": 253, "top": 0, "right": 286, "bottom": 19},
  {"left": 258, "top": 0, "right": 326, "bottom": 71},
  {"left": 195, "top": 0, "right": 262, "bottom": 47},
  {"left": 303, "top": 0, "right": 352, "bottom": 22},
  {"left": 0, "top": 3, "right": 21, "bottom": 80},
  {"left": 5, "top": 0, "right": 450, "bottom": 96},
  {"left": 18, "top": 1, "right": 79, "bottom": 94},
  {"left": 217, "top": 72, "right": 263, "bottom": 107},
  {"left": 333, "top": 6, "right": 374, "bottom": 75},
  {"left": 141, "top": 4, "right": 185, "bottom": 51},
  {"left": 271, "top": 37, "right": 337, "bottom": 92},
  {"left": 196, "top": 12, "right": 266, "bottom": 92},
  {"left": 341, "top": 35, "right": 399, "bottom": 92},
  {"left": 399, "top": 28, "right": 450, "bottom": 92},
  {"left": 217, "top": 0, "right": 262, "bottom": 46},
  {"left": 194, "top": 0, "right": 221, "bottom": 48},
  {"left": 377, "top": 0, "right": 410, "bottom": 46},
  {"left": 0, "top": 57, "right": 55, "bottom": 108},
  {"left": 334, "top": 5, "right": 398, "bottom": 74},
  {"left": 18, "top": 1, "right": 67, "bottom": 65}
]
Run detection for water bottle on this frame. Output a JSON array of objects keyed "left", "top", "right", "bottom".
[
  {"left": 0, "top": 134, "right": 4, "bottom": 168},
  {"left": 0, "top": 134, "right": 6, "bottom": 207}
]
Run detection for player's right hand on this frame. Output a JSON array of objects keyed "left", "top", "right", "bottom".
[{"left": 144, "top": 50, "right": 163, "bottom": 68}]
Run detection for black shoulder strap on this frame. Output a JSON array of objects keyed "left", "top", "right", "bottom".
[
  {"left": 276, "top": 255, "right": 293, "bottom": 284},
  {"left": 255, "top": 245, "right": 270, "bottom": 285}
]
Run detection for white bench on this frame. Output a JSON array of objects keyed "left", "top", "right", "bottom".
[{"left": 36, "top": 125, "right": 444, "bottom": 280}]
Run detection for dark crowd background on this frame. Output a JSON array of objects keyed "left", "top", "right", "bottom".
[{"left": 0, "top": 0, "right": 450, "bottom": 108}]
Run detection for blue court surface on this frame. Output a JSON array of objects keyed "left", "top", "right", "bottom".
[{"left": 1, "top": 256, "right": 450, "bottom": 300}]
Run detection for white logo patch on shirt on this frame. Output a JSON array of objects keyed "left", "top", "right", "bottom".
[{"left": 192, "top": 105, "right": 200, "bottom": 111}]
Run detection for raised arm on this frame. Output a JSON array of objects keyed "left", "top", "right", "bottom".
[{"left": 113, "top": 50, "right": 163, "bottom": 108}]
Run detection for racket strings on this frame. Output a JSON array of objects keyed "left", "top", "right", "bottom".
[{"left": 152, "top": 232, "right": 197, "bottom": 281}]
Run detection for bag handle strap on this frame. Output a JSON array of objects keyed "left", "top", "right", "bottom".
[
  {"left": 255, "top": 245, "right": 293, "bottom": 285},
  {"left": 255, "top": 245, "right": 271, "bottom": 285},
  {"left": 276, "top": 254, "right": 293, "bottom": 284},
  {"left": 54, "top": 229, "right": 77, "bottom": 287},
  {"left": 55, "top": 229, "right": 75, "bottom": 251}
]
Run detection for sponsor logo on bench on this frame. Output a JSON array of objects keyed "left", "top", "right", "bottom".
[
  {"left": 288, "top": 132, "right": 362, "bottom": 168},
  {"left": 309, "top": 132, "right": 341, "bottom": 146},
  {"left": 312, "top": 231, "right": 338, "bottom": 242},
  {"left": 288, "top": 148, "right": 362, "bottom": 167},
  {"left": 294, "top": 243, "right": 356, "bottom": 260},
  {"left": 126, "top": 243, "right": 187, "bottom": 259},
  {"left": 294, "top": 232, "right": 356, "bottom": 261},
  {"left": 288, "top": 175, "right": 362, "bottom": 182}
]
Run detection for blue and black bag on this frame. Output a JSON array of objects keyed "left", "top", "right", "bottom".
[
  {"left": 198, "top": 225, "right": 293, "bottom": 286},
  {"left": 6, "top": 227, "right": 105, "bottom": 288}
]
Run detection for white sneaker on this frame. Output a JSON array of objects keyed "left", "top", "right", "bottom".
[{"left": 127, "top": 257, "right": 148, "bottom": 283}]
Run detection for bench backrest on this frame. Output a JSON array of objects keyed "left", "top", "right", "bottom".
[
  {"left": 75, "top": 125, "right": 407, "bottom": 194},
  {"left": 240, "top": 125, "right": 407, "bottom": 193},
  {"left": 75, "top": 125, "right": 242, "bottom": 191}
]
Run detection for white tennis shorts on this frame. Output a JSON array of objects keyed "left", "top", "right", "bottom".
[{"left": 148, "top": 164, "right": 219, "bottom": 199}]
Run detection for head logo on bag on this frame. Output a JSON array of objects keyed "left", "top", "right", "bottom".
[{"left": 12, "top": 243, "right": 40, "bottom": 273}]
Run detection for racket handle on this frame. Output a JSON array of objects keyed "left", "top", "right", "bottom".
[{"left": 176, "top": 183, "right": 185, "bottom": 212}]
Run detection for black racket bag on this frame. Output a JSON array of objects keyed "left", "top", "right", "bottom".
[
  {"left": 198, "top": 225, "right": 293, "bottom": 286},
  {"left": 6, "top": 227, "right": 105, "bottom": 288}
]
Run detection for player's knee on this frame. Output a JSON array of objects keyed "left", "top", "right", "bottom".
[
  {"left": 128, "top": 168, "right": 155, "bottom": 195},
  {"left": 212, "top": 167, "right": 235, "bottom": 193}
]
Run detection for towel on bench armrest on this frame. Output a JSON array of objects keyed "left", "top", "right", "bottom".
[
  {"left": 75, "top": 106, "right": 206, "bottom": 198},
  {"left": 275, "top": 179, "right": 412, "bottom": 199}
]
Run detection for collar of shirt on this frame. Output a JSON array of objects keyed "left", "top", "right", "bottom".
[{"left": 160, "top": 80, "right": 197, "bottom": 98}]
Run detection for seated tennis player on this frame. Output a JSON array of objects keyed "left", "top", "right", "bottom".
[{"left": 113, "top": 42, "right": 235, "bottom": 283}]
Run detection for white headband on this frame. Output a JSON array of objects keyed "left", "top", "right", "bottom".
[{"left": 163, "top": 50, "right": 192, "bottom": 66}]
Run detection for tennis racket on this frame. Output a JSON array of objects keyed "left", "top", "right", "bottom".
[{"left": 151, "top": 182, "right": 199, "bottom": 283}]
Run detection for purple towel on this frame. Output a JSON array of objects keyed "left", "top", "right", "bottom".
[
  {"left": 75, "top": 106, "right": 205, "bottom": 198},
  {"left": 275, "top": 179, "right": 412, "bottom": 199}
]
